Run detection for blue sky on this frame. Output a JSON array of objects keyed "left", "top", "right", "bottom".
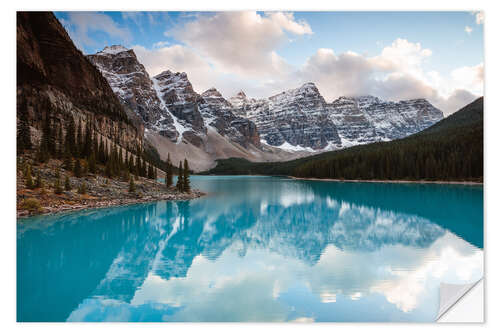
[{"left": 54, "top": 11, "right": 484, "bottom": 114}]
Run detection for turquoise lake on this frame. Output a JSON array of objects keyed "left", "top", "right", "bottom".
[{"left": 17, "top": 176, "right": 484, "bottom": 322}]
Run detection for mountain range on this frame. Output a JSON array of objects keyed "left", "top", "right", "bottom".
[
  {"left": 87, "top": 45, "right": 444, "bottom": 170},
  {"left": 17, "top": 11, "right": 445, "bottom": 173},
  {"left": 204, "top": 97, "right": 483, "bottom": 182}
]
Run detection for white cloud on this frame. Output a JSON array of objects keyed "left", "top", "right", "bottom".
[
  {"left": 121, "top": 11, "right": 168, "bottom": 27},
  {"left": 133, "top": 44, "right": 261, "bottom": 97},
  {"left": 65, "top": 12, "right": 131, "bottom": 49},
  {"left": 373, "top": 38, "right": 432, "bottom": 75},
  {"left": 295, "top": 39, "right": 482, "bottom": 115},
  {"left": 121, "top": 12, "right": 143, "bottom": 27},
  {"left": 135, "top": 15, "right": 481, "bottom": 116},
  {"left": 465, "top": 25, "right": 473, "bottom": 35},
  {"left": 451, "top": 63, "right": 484, "bottom": 95},
  {"left": 168, "top": 11, "right": 311, "bottom": 77},
  {"left": 133, "top": 44, "right": 212, "bottom": 79}
]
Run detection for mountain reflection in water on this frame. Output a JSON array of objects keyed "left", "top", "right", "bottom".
[{"left": 17, "top": 176, "right": 483, "bottom": 322}]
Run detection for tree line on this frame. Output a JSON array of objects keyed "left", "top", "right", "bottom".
[{"left": 17, "top": 102, "right": 192, "bottom": 193}]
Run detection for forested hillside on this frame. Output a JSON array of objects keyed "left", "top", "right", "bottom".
[{"left": 203, "top": 97, "right": 483, "bottom": 182}]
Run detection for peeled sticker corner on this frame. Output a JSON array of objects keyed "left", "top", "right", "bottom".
[{"left": 436, "top": 278, "right": 483, "bottom": 322}]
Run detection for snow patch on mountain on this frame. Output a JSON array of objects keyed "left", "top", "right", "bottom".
[
  {"left": 151, "top": 76, "right": 190, "bottom": 143},
  {"left": 98, "top": 45, "right": 129, "bottom": 55}
]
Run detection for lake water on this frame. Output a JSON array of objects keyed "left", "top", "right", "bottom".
[{"left": 17, "top": 176, "right": 483, "bottom": 322}]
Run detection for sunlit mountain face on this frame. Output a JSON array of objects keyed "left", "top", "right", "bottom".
[{"left": 17, "top": 176, "right": 483, "bottom": 322}]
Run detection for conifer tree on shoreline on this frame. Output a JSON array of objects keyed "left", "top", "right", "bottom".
[
  {"left": 64, "top": 175, "right": 71, "bottom": 191},
  {"left": 25, "top": 165, "right": 33, "bottom": 189},
  {"left": 166, "top": 153, "right": 173, "bottom": 187},
  {"left": 74, "top": 159, "right": 82, "bottom": 178},
  {"left": 183, "top": 158, "right": 191, "bottom": 193},
  {"left": 176, "top": 161, "right": 184, "bottom": 192},
  {"left": 129, "top": 174, "right": 135, "bottom": 193}
]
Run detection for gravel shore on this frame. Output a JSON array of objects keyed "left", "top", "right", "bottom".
[{"left": 17, "top": 159, "right": 205, "bottom": 218}]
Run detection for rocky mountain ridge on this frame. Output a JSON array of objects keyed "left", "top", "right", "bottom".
[
  {"left": 87, "top": 44, "right": 443, "bottom": 169},
  {"left": 88, "top": 49, "right": 260, "bottom": 151},
  {"left": 229, "top": 84, "right": 444, "bottom": 150}
]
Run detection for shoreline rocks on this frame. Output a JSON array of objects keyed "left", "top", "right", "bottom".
[{"left": 17, "top": 189, "right": 205, "bottom": 218}]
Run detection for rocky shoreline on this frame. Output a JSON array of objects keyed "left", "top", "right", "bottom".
[
  {"left": 17, "top": 159, "right": 205, "bottom": 219},
  {"left": 17, "top": 190, "right": 205, "bottom": 219}
]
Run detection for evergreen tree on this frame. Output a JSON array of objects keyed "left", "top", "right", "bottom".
[
  {"left": 65, "top": 116, "right": 76, "bottom": 156},
  {"left": 73, "top": 159, "right": 82, "bottom": 178},
  {"left": 54, "top": 177, "right": 62, "bottom": 194},
  {"left": 17, "top": 100, "right": 32, "bottom": 152},
  {"left": 103, "top": 141, "right": 109, "bottom": 164},
  {"left": 64, "top": 175, "right": 71, "bottom": 190},
  {"left": 76, "top": 119, "right": 83, "bottom": 157},
  {"left": 122, "top": 169, "right": 130, "bottom": 182},
  {"left": 129, "top": 175, "right": 136, "bottom": 193},
  {"left": 47, "top": 110, "right": 56, "bottom": 156},
  {"left": 141, "top": 158, "right": 147, "bottom": 177},
  {"left": 148, "top": 163, "right": 154, "bottom": 179},
  {"left": 77, "top": 182, "right": 87, "bottom": 194},
  {"left": 105, "top": 159, "right": 112, "bottom": 178},
  {"left": 109, "top": 144, "right": 117, "bottom": 176},
  {"left": 35, "top": 171, "right": 43, "bottom": 189},
  {"left": 93, "top": 130, "right": 98, "bottom": 159},
  {"left": 98, "top": 137, "right": 105, "bottom": 164},
  {"left": 89, "top": 152, "right": 97, "bottom": 174},
  {"left": 176, "top": 161, "right": 184, "bottom": 192},
  {"left": 83, "top": 120, "right": 92, "bottom": 158},
  {"left": 183, "top": 158, "right": 191, "bottom": 193},
  {"left": 135, "top": 156, "right": 141, "bottom": 177},
  {"left": 118, "top": 147, "right": 123, "bottom": 170},
  {"left": 36, "top": 142, "right": 49, "bottom": 163},
  {"left": 56, "top": 122, "right": 63, "bottom": 158},
  {"left": 25, "top": 165, "right": 34, "bottom": 189},
  {"left": 128, "top": 153, "right": 134, "bottom": 173},
  {"left": 63, "top": 151, "right": 73, "bottom": 171},
  {"left": 38, "top": 111, "right": 52, "bottom": 162},
  {"left": 166, "top": 153, "right": 173, "bottom": 187},
  {"left": 82, "top": 159, "right": 88, "bottom": 176}
]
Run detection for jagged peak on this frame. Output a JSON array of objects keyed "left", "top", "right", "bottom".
[
  {"left": 300, "top": 82, "right": 318, "bottom": 89},
  {"left": 404, "top": 98, "right": 431, "bottom": 104},
  {"left": 235, "top": 90, "right": 247, "bottom": 98},
  {"left": 99, "top": 45, "right": 130, "bottom": 55},
  {"left": 333, "top": 95, "right": 382, "bottom": 104},
  {"left": 352, "top": 95, "right": 380, "bottom": 101},
  {"left": 154, "top": 70, "right": 189, "bottom": 80},
  {"left": 201, "top": 87, "right": 222, "bottom": 98}
]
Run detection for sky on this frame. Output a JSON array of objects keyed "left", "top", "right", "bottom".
[{"left": 55, "top": 11, "right": 484, "bottom": 115}]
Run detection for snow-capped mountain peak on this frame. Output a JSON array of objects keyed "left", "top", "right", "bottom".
[
  {"left": 88, "top": 45, "right": 443, "bottom": 156},
  {"left": 201, "top": 87, "right": 223, "bottom": 98},
  {"left": 98, "top": 45, "right": 130, "bottom": 55},
  {"left": 228, "top": 86, "right": 443, "bottom": 150}
]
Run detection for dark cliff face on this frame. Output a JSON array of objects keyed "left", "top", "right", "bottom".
[
  {"left": 17, "top": 12, "right": 142, "bottom": 148},
  {"left": 17, "top": 12, "right": 129, "bottom": 123}
]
